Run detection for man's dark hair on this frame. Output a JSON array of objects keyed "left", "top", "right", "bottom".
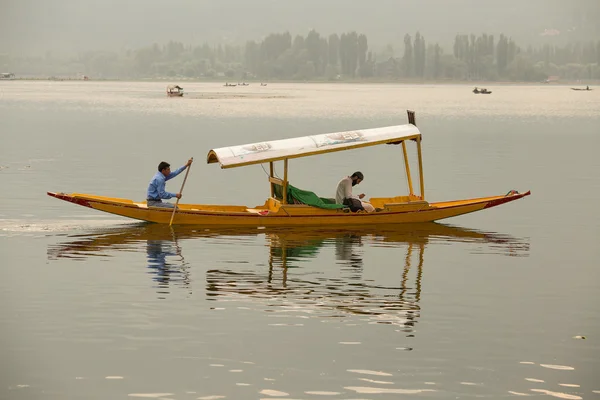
[
  {"left": 351, "top": 171, "right": 364, "bottom": 180},
  {"left": 158, "top": 161, "right": 170, "bottom": 172}
]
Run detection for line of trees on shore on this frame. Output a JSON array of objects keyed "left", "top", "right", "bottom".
[{"left": 3, "top": 30, "right": 600, "bottom": 82}]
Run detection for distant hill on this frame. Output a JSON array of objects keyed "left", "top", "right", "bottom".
[{"left": 1, "top": 0, "right": 598, "bottom": 55}]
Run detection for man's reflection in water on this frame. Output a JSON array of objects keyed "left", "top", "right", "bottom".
[
  {"left": 146, "top": 239, "right": 190, "bottom": 299},
  {"left": 335, "top": 233, "right": 364, "bottom": 271}
]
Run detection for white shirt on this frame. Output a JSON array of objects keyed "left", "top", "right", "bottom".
[{"left": 335, "top": 176, "right": 357, "bottom": 204}]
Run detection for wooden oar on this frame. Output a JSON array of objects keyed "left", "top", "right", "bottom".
[{"left": 169, "top": 158, "right": 193, "bottom": 226}]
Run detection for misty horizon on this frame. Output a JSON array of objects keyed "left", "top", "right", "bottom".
[{"left": 2, "top": 0, "right": 599, "bottom": 56}]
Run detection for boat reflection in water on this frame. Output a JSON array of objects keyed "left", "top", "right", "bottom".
[
  {"left": 48, "top": 223, "right": 529, "bottom": 328},
  {"left": 206, "top": 223, "right": 528, "bottom": 332}
]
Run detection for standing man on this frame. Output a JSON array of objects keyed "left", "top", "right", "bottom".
[
  {"left": 147, "top": 159, "right": 193, "bottom": 208},
  {"left": 335, "top": 171, "right": 375, "bottom": 212}
]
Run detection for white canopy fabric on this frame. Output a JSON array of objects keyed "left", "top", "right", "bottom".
[{"left": 207, "top": 124, "right": 420, "bottom": 168}]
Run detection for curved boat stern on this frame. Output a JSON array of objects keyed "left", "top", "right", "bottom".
[{"left": 47, "top": 192, "right": 93, "bottom": 208}]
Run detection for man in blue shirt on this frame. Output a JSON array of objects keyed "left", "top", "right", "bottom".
[{"left": 147, "top": 159, "right": 193, "bottom": 208}]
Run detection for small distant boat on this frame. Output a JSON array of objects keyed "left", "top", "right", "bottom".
[
  {"left": 224, "top": 82, "right": 237, "bottom": 87},
  {"left": 261, "top": 83, "right": 267, "bottom": 86},
  {"left": 1, "top": 72, "right": 15, "bottom": 80},
  {"left": 571, "top": 86, "right": 592, "bottom": 91},
  {"left": 473, "top": 87, "right": 492, "bottom": 94},
  {"left": 238, "top": 82, "right": 249, "bottom": 86},
  {"left": 166, "top": 85, "right": 184, "bottom": 97}
]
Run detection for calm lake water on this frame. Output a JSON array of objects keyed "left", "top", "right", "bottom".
[{"left": 1, "top": 81, "right": 599, "bottom": 399}]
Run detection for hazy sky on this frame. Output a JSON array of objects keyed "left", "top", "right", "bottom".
[{"left": 1, "top": 0, "right": 598, "bottom": 55}]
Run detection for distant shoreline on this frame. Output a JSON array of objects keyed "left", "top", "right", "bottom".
[{"left": 3, "top": 77, "right": 598, "bottom": 86}]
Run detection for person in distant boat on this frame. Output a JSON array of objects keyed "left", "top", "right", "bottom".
[
  {"left": 587, "top": 86, "right": 590, "bottom": 90},
  {"left": 335, "top": 171, "right": 375, "bottom": 212},
  {"left": 146, "top": 159, "right": 193, "bottom": 208}
]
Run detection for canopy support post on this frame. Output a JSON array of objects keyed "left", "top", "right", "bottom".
[
  {"left": 282, "top": 159, "right": 289, "bottom": 204},
  {"left": 401, "top": 141, "right": 414, "bottom": 196},
  {"left": 416, "top": 137, "right": 425, "bottom": 200},
  {"left": 269, "top": 162, "right": 274, "bottom": 198}
]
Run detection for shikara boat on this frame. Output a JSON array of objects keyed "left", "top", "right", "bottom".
[
  {"left": 571, "top": 87, "right": 592, "bottom": 91},
  {"left": 473, "top": 87, "right": 492, "bottom": 94},
  {"left": 166, "top": 85, "right": 184, "bottom": 97},
  {"left": 48, "top": 111, "right": 530, "bottom": 226}
]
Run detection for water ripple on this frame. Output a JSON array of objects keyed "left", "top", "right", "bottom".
[{"left": 530, "top": 389, "right": 582, "bottom": 399}]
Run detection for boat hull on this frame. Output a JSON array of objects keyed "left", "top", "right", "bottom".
[{"left": 47, "top": 191, "right": 530, "bottom": 226}]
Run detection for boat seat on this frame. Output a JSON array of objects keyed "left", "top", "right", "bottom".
[{"left": 246, "top": 208, "right": 270, "bottom": 215}]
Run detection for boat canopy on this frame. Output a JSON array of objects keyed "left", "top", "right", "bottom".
[{"left": 207, "top": 124, "right": 421, "bottom": 168}]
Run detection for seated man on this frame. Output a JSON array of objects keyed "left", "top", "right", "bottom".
[{"left": 335, "top": 171, "right": 375, "bottom": 212}]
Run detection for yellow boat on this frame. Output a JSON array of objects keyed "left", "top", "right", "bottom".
[{"left": 48, "top": 111, "right": 530, "bottom": 226}]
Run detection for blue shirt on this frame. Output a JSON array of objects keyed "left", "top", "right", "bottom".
[{"left": 147, "top": 165, "right": 186, "bottom": 200}]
